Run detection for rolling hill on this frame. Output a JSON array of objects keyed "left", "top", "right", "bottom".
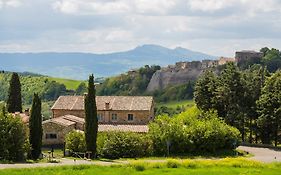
[{"left": 0, "top": 44, "right": 216, "bottom": 80}]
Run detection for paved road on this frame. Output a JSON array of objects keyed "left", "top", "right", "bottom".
[{"left": 238, "top": 146, "right": 281, "bottom": 162}]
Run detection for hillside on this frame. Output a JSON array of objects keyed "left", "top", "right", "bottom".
[
  {"left": 0, "top": 72, "right": 83, "bottom": 105},
  {"left": 0, "top": 44, "right": 216, "bottom": 80},
  {"left": 48, "top": 77, "right": 83, "bottom": 90}
]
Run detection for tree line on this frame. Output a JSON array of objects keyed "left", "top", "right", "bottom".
[{"left": 194, "top": 62, "right": 281, "bottom": 146}]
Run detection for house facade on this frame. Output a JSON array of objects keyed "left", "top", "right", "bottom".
[
  {"left": 51, "top": 96, "right": 154, "bottom": 125},
  {"left": 43, "top": 95, "right": 154, "bottom": 145}
]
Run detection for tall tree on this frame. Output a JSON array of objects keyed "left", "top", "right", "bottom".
[
  {"left": 241, "top": 65, "right": 268, "bottom": 143},
  {"left": 216, "top": 62, "right": 245, "bottom": 141},
  {"left": 29, "top": 93, "right": 42, "bottom": 159},
  {"left": 7, "top": 72, "right": 22, "bottom": 113},
  {"left": 257, "top": 70, "right": 281, "bottom": 146},
  {"left": 84, "top": 74, "right": 98, "bottom": 158},
  {"left": 194, "top": 70, "right": 217, "bottom": 112}
]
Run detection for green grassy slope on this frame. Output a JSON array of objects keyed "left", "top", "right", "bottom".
[
  {"left": 48, "top": 77, "right": 83, "bottom": 90},
  {"left": 157, "top": 100, "right": 195, "bottom": 109}
]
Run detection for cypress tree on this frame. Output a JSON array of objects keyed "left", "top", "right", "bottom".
[
  {"left": 29, "top": 93, "right": 42, "bottom": 160},
  {"left": 7, "top": 72, "right": 22, "bottom": 113},
  {"left": 84, "top": 74, "right": 98, "bottom": 158}
]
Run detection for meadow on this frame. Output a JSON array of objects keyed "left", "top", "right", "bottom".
[
  {"left": 0, "top": 158, "right": 280, "bottom": 175},
  {"left": 157, "top": 99, "right": 195, "bottom": 109},
  {"left": 48, "top": 77, "right": 83, "bottom": 90}
]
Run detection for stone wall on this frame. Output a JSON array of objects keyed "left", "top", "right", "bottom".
[
  {"left": 42, "top": 122, "right": 75, "bottom": 145},
  {"left": 97, "top": 110, "right": 153, "bottom": 124},
  {"left": 53, "top": 109, "right": 84, "bottom": 118},
  {"left": 52, "top": 108, "right": 154, "bottom": 125}
]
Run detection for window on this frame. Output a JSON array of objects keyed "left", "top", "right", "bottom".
[
  {"left": 128, "top": 114, "right": 134, "bottom": 121},
  {"left": 97, "top": 113, "right": 103, "bottom": 121},
  {"left": 46, "top": 133, "right": 57, "bottom": 139},
  {"left": 112, "top": 113, "right": 118, "bottom": 121}
]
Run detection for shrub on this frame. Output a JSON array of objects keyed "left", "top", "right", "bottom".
[
  {"left": 149, "top": 107, "right": 241, "bottom": 155},
  {"left": 65, "top": 131, "right": 86, "bottom": 153},
  {"left": 0, "top": 109, "right": 27, "bottom": 161},
  {"left": 99, "top": 132, "right": 151, "bottom": 159}
]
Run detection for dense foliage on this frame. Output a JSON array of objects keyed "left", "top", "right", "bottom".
[
  {"left": 97, "top": 132, "right": 151, "bottom": 159},
  {"left": 0, "top": 72, "right": 71, "bottom": 104},
  {"left": 29, "top": 93, "right": 42, "bottom": 160},
  {"left": 84, "top": 74, "right": 98, "bottom": 158},
  {"left": 97, "top": 65, "right": 161, "bottom": 96},
  {"left": 6, "top": 73, "right": 22, "bottom": 113},
  {"left": 0, "top": 108, "right": 27, "bottom": 161},
  {"left": 257, "top": 70, "right": 281, "bottom": 146},
  {"left": 149, "top": 107, "right": 240, "bottom": 155},
  {"left": 65, "top": 131, "right": 86, "bottom": 153},
  {"left": 194, "top": 62, "right": 281, "bottom": 145},
  {"left": 152, "top": 81, "right": 194, "bottom": 102}
]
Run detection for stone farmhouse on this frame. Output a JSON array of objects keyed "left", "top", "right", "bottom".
[{"left": 42, "top": 96, "right": 154, "bottom": 145}]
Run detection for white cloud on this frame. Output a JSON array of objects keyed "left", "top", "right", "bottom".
[
  {"left": 188, "top": 0, "right": 236, "bottom": 12},
  {"left": 0, "top": 0, "right": 22, "bottom": 9},
  {"left": 134, "top": 0, "right": 176, "bottom": 14},
  {"left": 53, "top": 0, "right": 78, "bottom": 14},
  {"left": 53, "top": 0, "right": 131, "bottom": 15},
  {"left": 52, "top": 0, "right": 179, "bottom": 15},
  {"left": 1, "top": 0, "right": 281, "bottom": 57}
]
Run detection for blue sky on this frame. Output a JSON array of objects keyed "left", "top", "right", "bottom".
[{"left": 1, "top": 0, "right": 281, "bottom": 57}]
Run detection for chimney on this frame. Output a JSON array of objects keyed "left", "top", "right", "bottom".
[{"left": 105, "top": 102, "right": 110, "bottom": 110}]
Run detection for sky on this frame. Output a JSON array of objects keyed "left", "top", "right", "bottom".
[{"left": 1, "top": 0, "right": 281, "bottom": 57}]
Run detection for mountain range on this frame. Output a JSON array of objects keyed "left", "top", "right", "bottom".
[{"left": 0, "top": 44, "right": 216, "bottom": 80}]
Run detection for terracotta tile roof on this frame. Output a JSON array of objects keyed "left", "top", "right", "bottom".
[
  {"left": 43, "top": 115, "right": 148, "bottom": 133},
  {"left": 43, "top": 117, "right": 76, "bottom": 127},
  {"left": 98, "top": 124, "right": 149, "bottom": 133},
  {"left": 51, "top": 96, "right": 153, "bottom": 111},
  {"left": 12, "top": 112, "right": 30, "bottom": 124},
  {"left": 61, "top": 115, "right": 85, "bottom": 125}
]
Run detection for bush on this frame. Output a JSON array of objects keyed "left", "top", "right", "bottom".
[
  {"left": 65, "top": 131, "right": 86, "bottom": 153},
  {"left": 0, "top": 109, "right": 27, "bottom": 161},
  {"left": 149, "top": 107, "right": 241, "bottom": 155},
  {"left": 98, "top": 132, "right": 151, "bottom": 159}
]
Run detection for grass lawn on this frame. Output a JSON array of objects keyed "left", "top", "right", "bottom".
[
  {"left": 0, "top": 158, "right": 280, "bottom": 175},
  {"left": 157, "top": 100, "right": 195, "bottom": 109},
  {"left": 48, "top": 77, "right": 83, "bottom": 90}
]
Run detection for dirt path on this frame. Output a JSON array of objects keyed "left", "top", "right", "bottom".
[{"left": 238, "top": 146, "right": 281, "bottom": 162}]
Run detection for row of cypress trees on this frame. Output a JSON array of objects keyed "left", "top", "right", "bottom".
[
  {"left": 6, "top": 72, "right": 98, "bottom": 160},
  {"left": 6, "top": 72, "right": 42, "bottom": 160}
]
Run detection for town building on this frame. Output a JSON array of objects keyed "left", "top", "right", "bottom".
[
  {"left": 218, "top": 57, "right": 235, "bottom": 65},
  {"left": 235, "top": 50, "right": 263, "bottom": 64}
]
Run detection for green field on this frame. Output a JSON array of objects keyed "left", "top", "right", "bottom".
[
  {"left": 0, "top": 158, "right": 280, "bottom": 175},
  {"left": 48, "top": 77, "right": 83, "bottom": 90},
  {"left": 157, "top": 100, "right": 195, "bottom": 109}
]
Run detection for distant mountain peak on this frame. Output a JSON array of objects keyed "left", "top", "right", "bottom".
[{"left": 0, "top": 44, "right": 216, "bottom": 79}]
